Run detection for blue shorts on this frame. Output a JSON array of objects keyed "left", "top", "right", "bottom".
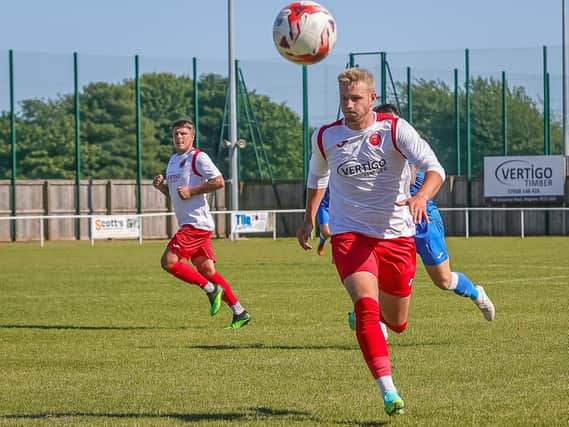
[
  {"left": 414, "top": 210, "right": 449, "bottom": 266},
  {"left": 317, "top": 206, "right": 330, "bottom": 226}
]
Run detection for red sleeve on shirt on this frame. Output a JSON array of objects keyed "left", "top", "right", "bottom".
[
  {"left": 191, "top": 149, "right": 202, "bottom": 177},
  {"left": 317, "top": 119, "right": 342, "bottom": 160}
]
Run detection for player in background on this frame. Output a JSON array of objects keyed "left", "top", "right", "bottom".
[
  {"left": 297, "top": 68, "right": 445, "bottom": 416},
  {"left": 316, "top": 187, "right": 331, "bottom": 255},
  {"left": 372, "top": 103, "right": 495, "bottom": 321},
  {"left": 153, "top": 119, "right": 251, "bottom": 329}
]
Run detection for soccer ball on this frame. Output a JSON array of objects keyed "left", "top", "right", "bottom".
[{"left": 272, "top": 1, "right": 337, "bottom": 65}]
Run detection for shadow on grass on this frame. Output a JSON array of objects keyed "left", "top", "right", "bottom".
[
  {"left": 253, "top": 408, "right": 389, "bottom": 426},
  {"left": 0, "top": 324, "right": 180, "bottom": 331},
  {"left": 352, "top": 423, "right": 389, "bottom": 427},
  {"left": 187, "top": 341, "right": 450, "bottom": 351},
  {"left": 0, "top": 406, "right": 391, "bottom": 426},
  {"left": 0, "top": 325, "right": 453, "bottom": 349},
  {"left": 188, "top": 343, "right": 356, "bottom": 351},
  {"left": 0, "top": 406, "right": 364, "bottom": 424}
]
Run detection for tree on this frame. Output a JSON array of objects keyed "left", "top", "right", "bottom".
[
  {"left": 0, "top": 72, "right": 305, "bottom": 180},
  {"left": 0, "top": 73, "right": 561, "bottom": 181},
  {"left": 397, "top": 77, "right": 562, "bottom": 176}
]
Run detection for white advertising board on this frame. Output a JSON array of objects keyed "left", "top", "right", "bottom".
[
  {"left": 91, "top": 215, "right": 140, "bottom": 239},
  {"left": 230, "top": 211, "right": 272, "bottom": 234},
  {"left": 484, "top": 155, "right": 566, "bottom": 202}
]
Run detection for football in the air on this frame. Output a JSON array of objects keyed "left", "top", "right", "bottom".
[{"left": 272, "top": 1, "right": 337, "bottom": 65}]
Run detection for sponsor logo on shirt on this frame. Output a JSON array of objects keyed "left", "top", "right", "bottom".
[
  {"left": 336, "top": 140, "right": 348, "bottom": 148},
  {"left": 337, "top": 159, "right": 387, "bottom": 177},
  {"left": 167, "top": 173, "right": 181, "bottom": 182}
]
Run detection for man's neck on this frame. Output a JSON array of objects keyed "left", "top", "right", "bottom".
[{"left": 175, "top": 147, "right": 194, "bottom": 155}]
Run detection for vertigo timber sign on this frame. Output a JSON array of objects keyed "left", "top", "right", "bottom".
[{"left": 484, "top": 155, "right": 566, "bottom": 203}]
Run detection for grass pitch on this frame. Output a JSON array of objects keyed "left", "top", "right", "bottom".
[{"left": 0, "top": 237, "right": 568, "bottom": 426}]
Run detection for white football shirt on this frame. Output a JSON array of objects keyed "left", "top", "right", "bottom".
[
  {"left": 165, "top": 148, "right": 221, "bottom": 231},
  {"left": 307, "top": 112, "right": 445, "bottom": 239}
]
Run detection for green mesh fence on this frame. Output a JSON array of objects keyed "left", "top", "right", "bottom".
[{"left": 0, "top": 47, "right": 565, "bottom": 182}]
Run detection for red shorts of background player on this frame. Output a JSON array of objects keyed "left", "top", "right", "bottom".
[
  {"left": 331, "top": 232, "right": 416, "bottom": 297},
  {"left": 167, "top": 224, "right": 216, "bottom": 263}
]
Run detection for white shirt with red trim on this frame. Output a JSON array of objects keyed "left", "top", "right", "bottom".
[
  {"left": 165, "top": 148, "right": 221, "bottom": 231},
  {"left": 307, "top": 112, "right": 445, "bottom": 239}
]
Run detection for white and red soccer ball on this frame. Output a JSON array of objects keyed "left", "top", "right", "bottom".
[{"left": 272, "top": 1, "right": 337, "bottom": 65}]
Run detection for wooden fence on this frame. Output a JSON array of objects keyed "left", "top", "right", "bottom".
[{"left": 0, "top": 176, "right": 568, "bottom": 241}]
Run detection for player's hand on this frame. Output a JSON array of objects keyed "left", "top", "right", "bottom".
[
  {"left": 395, "top": 194, "right": 429, "bottom": 224},
  {"left": 296, "top": 222, "right": 314, "bottom": 250},
  {"left": 153, "top": 174, "right": 164, "bottom": 189},
  {"left": 177, "top": 186, "right": 191, "bottom": 200}
]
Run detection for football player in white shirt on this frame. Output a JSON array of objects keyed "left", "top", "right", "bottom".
[
  {"left": 348, "top": 103, "right": 495, "bottom": 332},
  {"left": 297, "top": 68, "right": 445, "bottom": 416},
  {"left": 153, "top": 119, "right": 251, "bottom": 329}
]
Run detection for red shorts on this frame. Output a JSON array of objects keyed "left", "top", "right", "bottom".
[
  {"left": 331, "top": 233, "right": 416, "bottom": 297},
  {"left": 167, "top": 224, "right": 216, "bottom": 263}
]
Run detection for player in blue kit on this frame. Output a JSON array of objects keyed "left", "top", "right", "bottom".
[
  {"left": 410, "top": 168, "right": 495, "bottom": 320},
  {"left": 348, "top": 103, "right": 495, "bottom": 330},
  {"left": 316, "top": 187, "right": 331, "bottom": 256}
]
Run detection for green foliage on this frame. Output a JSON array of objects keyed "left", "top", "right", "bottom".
[
  {"left": 0, "top": 237, "right": 568, "bottom": 426},
  {"left": 0, "top": 72, "right": 304, "bottom": 180},
  {"left": 0, "top": 73, "right": 561, "bottom": 180},
  {"left": 399, "top": 77, "right": 562, "bottom": 176}
]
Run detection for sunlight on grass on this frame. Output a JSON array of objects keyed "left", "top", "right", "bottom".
[{"left": 0, "top": 237, "right": 568, "bottom": 426}]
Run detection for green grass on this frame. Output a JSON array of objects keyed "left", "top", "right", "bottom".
[{"left": 0, "top": 237, "right": 568, "bottom": 426}]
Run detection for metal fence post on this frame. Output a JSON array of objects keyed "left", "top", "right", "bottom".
[
  {"left": 406, "top": 66, "right": 412, "bottom": 124},
  {"left": 9, "top": 49, "right": 16, "bottom": 241},
  {"left": 454, "top": 68, "right": 461, "bottom": 176},
  {"left": 502, "top": 70, "right": 508, "bottom": 155},
  {"left": 302, "top": 65, "right": 309, "bottom": 189},
  {"left": 135, "top": 55, "right": 142, "bottom": 215},
  {"left": 193, "top": 57, "right": 200, "bottom": 148},
  {"left": 74, "top": 52, "right": 81, "bottom": 240},
  {"left": 273, "top": 211, "right": 277, "bottom": 240},
  {"left": 40, "top": 218, "right": 44, "bottom": 248}
]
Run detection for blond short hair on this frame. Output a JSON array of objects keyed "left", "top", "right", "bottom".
[{"left": 337, "top": 68, "right": 376, "bottom": 90}]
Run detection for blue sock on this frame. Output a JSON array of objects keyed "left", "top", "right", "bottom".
[{"left": 453, "top": 272, "right": 479, "bottom": 300}]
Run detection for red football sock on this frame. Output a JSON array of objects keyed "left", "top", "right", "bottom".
[
  {"left": 209, "top": 272, "right": 239, "bottom": 305},
  {"left": 355, "top": 297, "right": 391, "bottom": 379},
  {"left": 169, "top": 262, "right": 208, "bottom": 288}
]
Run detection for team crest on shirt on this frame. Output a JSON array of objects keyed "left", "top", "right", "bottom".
[
  {"left": 368, "top": 132, "right": 382, "bottom": 146},
  {"left": 179, "top": 158, "right": 187, "bottom": 168}
]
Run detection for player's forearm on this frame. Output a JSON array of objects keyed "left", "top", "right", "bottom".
[
  {"left": 156, "top": 182, "right": 169, "bottom": 197},
  {"left": 189, "top": 177, "right": 224, "bottom": 197}
]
